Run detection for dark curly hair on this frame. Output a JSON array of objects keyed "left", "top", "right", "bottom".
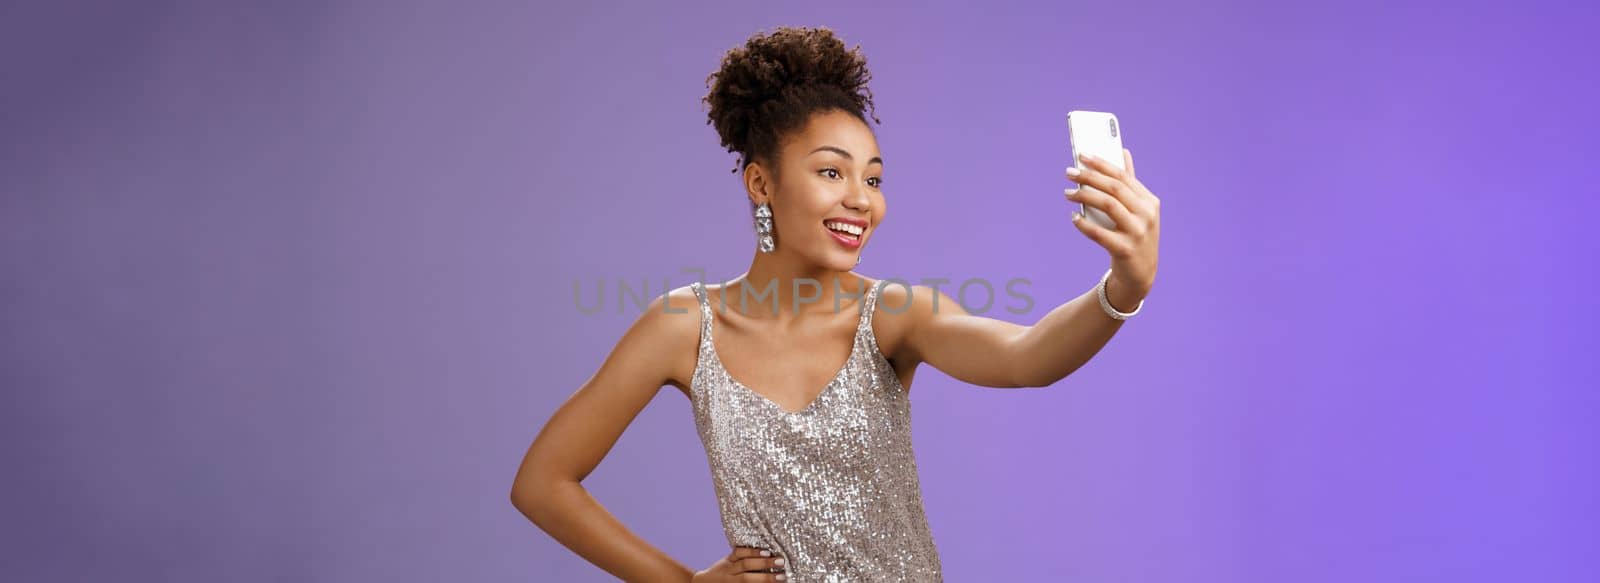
[{"left": 703, "top": 26, "right": 880, "bottom": 176}]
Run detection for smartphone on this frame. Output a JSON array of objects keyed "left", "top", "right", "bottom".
[{"left": 1066, "top": 110, "right": 1124, "bottom": 230}]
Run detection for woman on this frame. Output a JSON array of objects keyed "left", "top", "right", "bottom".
[{"left": 511, "top": 26, "right": 1161, "bottom": 582}]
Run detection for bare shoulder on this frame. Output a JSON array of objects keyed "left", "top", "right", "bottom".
[
  {"left": 867, "top": 279, "right": 966, "bottom": 365},
  {"left": 636, "top": 284, "right": 704, "bottom": 393}
]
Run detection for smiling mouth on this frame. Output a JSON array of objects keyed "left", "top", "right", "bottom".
[{"left": 824, "top": 219, "right": 864, "bottom": 239}]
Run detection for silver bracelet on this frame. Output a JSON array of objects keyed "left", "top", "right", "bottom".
[{"left": 1096, "top": 268, "right": 1144, "bottom": 320}]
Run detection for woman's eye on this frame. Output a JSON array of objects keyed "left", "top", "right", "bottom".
[{"left": 820, "top": 168, "right": 881, "bottom": 188}]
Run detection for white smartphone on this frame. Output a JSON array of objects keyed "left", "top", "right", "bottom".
[{"left": 1066, "top": 110, "right": 1124, "bottom": 230}]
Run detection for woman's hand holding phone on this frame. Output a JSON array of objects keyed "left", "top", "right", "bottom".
[{"left": 1065, "top": 147, "right": 1162, "bottom": 307}]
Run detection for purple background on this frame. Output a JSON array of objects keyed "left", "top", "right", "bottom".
[{"left": 4, "top": 1, "right": 1596, "bottom": 581}]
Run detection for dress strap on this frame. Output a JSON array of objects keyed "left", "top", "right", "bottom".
[
  {"left": 689, "top": 281, "right": 713, "bottom": 344},
  {"left": 857, "top": 279, "right": 888, "bottom": 329}
]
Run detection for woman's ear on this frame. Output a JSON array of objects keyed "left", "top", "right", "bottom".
[{"left": 743, "top": 160, "right": 772, "bottom": 206}]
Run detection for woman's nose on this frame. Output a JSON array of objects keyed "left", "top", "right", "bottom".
[{"left": 844, "top": 186, "right": 870, "bottom": 211}]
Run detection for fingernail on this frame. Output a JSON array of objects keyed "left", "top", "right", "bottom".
[
  {"left": 1079, "top": 152, "right": 1096, "bottom": 162},
  {"left": 777, "top": 575, "right": 787, "bottom": 581},
  {"left": 1064, "top": 187, "right": 1078, "bottom": 198},
  {"left": 1072, "top": 211, "right": 1083, "bottom": 222},
  {"left": 760, "top": 550, "right": 772, "bottom": 557},
  {"left": 1066, "top": 167, "right": 1081, "bottom": 177},
  {"left": 774, "top": 558, "right": 786, "bottom": 566}
]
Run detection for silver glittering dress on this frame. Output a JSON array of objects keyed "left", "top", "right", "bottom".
[{"left": 688, "top": 279, "right": 943, "bottom": 582}]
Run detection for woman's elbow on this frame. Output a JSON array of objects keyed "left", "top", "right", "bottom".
[
  {"left": 509, "top": 480, "right": 542, "bottom": 516},
  {"left": 509, "top": 470, "right": 562, "bottom": 521}
]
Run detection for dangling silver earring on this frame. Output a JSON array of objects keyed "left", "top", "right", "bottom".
[
  {"left": 754, "top": 202, "right": 776, "bottom": 253},
  {"left": 855, "top": 255, "right": 862, "bottom": 267}
]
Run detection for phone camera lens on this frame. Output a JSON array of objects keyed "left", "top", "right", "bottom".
[{"left": 1109, "top": 118, "right": 1119, "bottom": 138}]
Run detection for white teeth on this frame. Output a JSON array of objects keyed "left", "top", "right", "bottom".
[{"left": 825, "top": 221, "right": 864, "bottom": 236}]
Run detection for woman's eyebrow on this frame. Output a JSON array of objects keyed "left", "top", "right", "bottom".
[{"left": 808, "top": 145, "right": 883, "bottom": 166}]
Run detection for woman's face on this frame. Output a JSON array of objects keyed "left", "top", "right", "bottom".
[{"left": 752, "top": 109, "right": 885, "bottom": 272}]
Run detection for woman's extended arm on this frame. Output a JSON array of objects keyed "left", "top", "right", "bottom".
[
  {"left": 896, "top": 278, "right": 1147, "bottom": 388},
  {"left": 900, "top": 148, "right": 1161, "bottom": 388},
  {"left": 509, "top": 290, "right": 698, "bottom": 582}
]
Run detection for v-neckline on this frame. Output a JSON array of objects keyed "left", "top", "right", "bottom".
[{"left": 700, "top": 284, "right": 870, "bottom": 416}]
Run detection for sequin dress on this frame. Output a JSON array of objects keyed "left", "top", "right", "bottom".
[{"left": 688, "top": 279, "right": 943, "bottom": 582}]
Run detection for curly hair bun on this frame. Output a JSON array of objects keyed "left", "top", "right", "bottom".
[{"left": 703, "top": 26, "right": 879, "bottom": 173}]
